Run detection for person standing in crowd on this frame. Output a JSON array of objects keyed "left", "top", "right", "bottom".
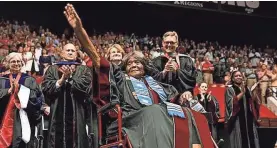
[
  {"left": 257, "top": 62, "right": 271, "bottom": 105},
  {"left": 213, "top": 56, "right": 226, "bottom": 84},
  {"left": 244, "top": 62, "right": 257, "bottom": 89},
  {"left": 266, "top": 64, "right": 277, "bottom": 116},
  {"left": 225, "top": 71, "right": 260, "bottom": 148},
  {"left": 41, "top": 43, "right": 93, "bottom": 148},
  {"left": 266, "top": 64, "right": 277, "bottom": 99},
  {"left": 64, "top": 4, "right": 215, "bottom": 148},
  {"left": 202, "top": 55, "right": 214, "bottom": 85},
  {"left": 39, "top": 49, "right": 52, "bottom": 75},
  {"left": 22, "top": 45, "right": 39, "bottom": 76},
  {"left": 34, "top": 43, "right": 42, "bottom": 67},
  {"left": 249, "top": 51, "right": 261, "bottom": 68},
  {"left": 195, "top": 82, "right": 220, "bottom": 142},
  {"left": 195, "top": 57, "right": 203, "bottom": 85},
  {"left": 152, "top": 31, "right": 196, "bottom": 93},
  {"left": 0, "top": 52, "right": 43, "bottom": 148},
  {"left": 205, "top": 46, "right": 214, "bottom": 62}
]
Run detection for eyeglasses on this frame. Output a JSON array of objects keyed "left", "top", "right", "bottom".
[
  {"left": 10, "top": 60, "right": 21, "bottom": 64},
  {"left": 164, "top": 41, "right": 177, "bottom": 45}
]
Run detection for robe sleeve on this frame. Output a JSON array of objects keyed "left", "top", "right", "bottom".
[
  {"left": 191, "top": 121, "right": 201, "bottom": 144},
  {"left": 71, "top": 65, "right": 93, "bottom": 99},
  {"left": 144, "top": 61, "right": 165, "bottom": 81},
  {"left": 225, "top": 87, "right": 240, "bottom": 122},
  {"left": 211, "top": 96, "right": 220, "bottom": 119},
  {"left": 175, "top": 56, "right": 197, "bottom": 93},
  {"left": 0, "top": 88, "right": 9, "bottom": 99},
  {"left": 41, "top": 65, "right": 61, "bottom": 99},
  {"left": 158, "top": 82, "right": 181, "bottom": 104},
  {"left": 99, "top": 57, "right": 122, "bottom": 103},
  {"left": 24, "top": 77, "right": 43, "bottom": 122},
  {"left": 0, "top": 78, "right": 9, "bottom": 100}
]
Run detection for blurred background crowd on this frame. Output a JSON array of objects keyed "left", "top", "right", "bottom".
[{"left": 0, "top": 18, "right": 276, "bottom": 107}]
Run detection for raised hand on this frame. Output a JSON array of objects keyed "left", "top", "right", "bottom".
[{"left": 64, "top": 3, "right": 82, "bottom": 29}]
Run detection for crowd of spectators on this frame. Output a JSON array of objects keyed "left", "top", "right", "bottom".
[{"left": 0, "top": 19, "right": 276, "bottom": 106}]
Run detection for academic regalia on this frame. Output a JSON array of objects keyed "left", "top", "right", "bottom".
[
  {"left": 97, "top": 57, "right": 214, "bottom": 148},
  {"left": 225, "top": 85, "right": 260, "bottom": 148},
  {"left": 195, "top": 94, "right": 220, "bottom": 124},
  {"left": 41, "top": 65, "right": 93, "bottom": 148},
  {"left": 195, "top": 94, "right": 220, "bottom": 141},
  {"left": 152, "top": 54, "right": 196, "bottom": 93},
  {"left": 0, "top": 73, "right": 43, "bottom": 148}
]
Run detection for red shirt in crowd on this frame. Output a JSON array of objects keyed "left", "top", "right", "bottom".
[
  {"left": 0, "top": 39, "right": 9, "bottom": 50},
  {"left": 202, "top": 61, "right": 214, "bottom": 73}
]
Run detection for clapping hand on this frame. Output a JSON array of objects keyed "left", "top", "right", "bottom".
[
  {"left": 8, "top": 79, "right": 19, "bottom": 94},
  {"left": 58, "top": 65, "right": 72, "bottom": 80},
  {"left": 8, "top": 83, "right": 14, "bottom": 94},
  {"left": 240, "top": 81, "right": 246, "bottom": 93},
  {"left": 43, "top": 106, "right": 50, "bottom": 116},
  {"left": 164, "top": 58, "right": 178, "bottom": 72},
  {"left": 200, "top": 93, "right": 205, "bottom": 102},
  {"left": 64, "top": 3, "right": 83, "bottom": 29}
]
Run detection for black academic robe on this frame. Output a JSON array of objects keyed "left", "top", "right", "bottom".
[
  {"left": 152, "top": 54, "right": 196, "bottom": 93},
  {"left": 195, "top": 94, "right": 220, "bottom": 141},
  {"left": 41, "top": 65, "right": 93, "bottom": 148},
  {"left": 225, "top": 85, "right": 260, "bottom": 148},
  {"left": 0, "top": 73, "right": 43, "bottom": 148},
  {"left": 99, "top": 58, "right": 214, "bottom": 148},
  {"left": 195, "top": 94, "right": 220, "bottom": 123}
]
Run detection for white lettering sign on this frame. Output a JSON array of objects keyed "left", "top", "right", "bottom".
[
  {"left": 212, "top": 1, "right": 260, "bottom": 9},
  {"left": 174, "top": 1, "right": 204, "bottom": 8},
  {"left": 173, "top": 1, "right": 260, "bottom": 14}
]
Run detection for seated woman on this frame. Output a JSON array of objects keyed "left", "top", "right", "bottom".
[
  {"left": 105, "top": 51, "right": 214, "bottom": 148},
  {"left": 0, "top": 52, "right": 43, "bottom": 148},
  {"left": 64, "top": 4, "right": 214, "bottom": 148}
]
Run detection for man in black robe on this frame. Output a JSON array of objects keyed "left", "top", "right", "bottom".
[
  {"left": 41, "top": 43, "right": 93, "bottom": 148},
  {"left": 152, "top": 31, "right": 196, "bottom": 93},
  {"left": 0, "top": 52, "right": 43, "bottom": 148},
  {"left": 225, "top": 71, "right": 260, "bottom": 148}
]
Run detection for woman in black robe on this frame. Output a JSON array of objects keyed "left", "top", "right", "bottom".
[
  {"left": 225, "top": 70, "right": 260, "bottom": 148},
  {"left": 0, "top": 52, "right": 43, "bottom": 148},
  {"left": 104, "top": 51, "right": 214, "bottom": 148}
]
